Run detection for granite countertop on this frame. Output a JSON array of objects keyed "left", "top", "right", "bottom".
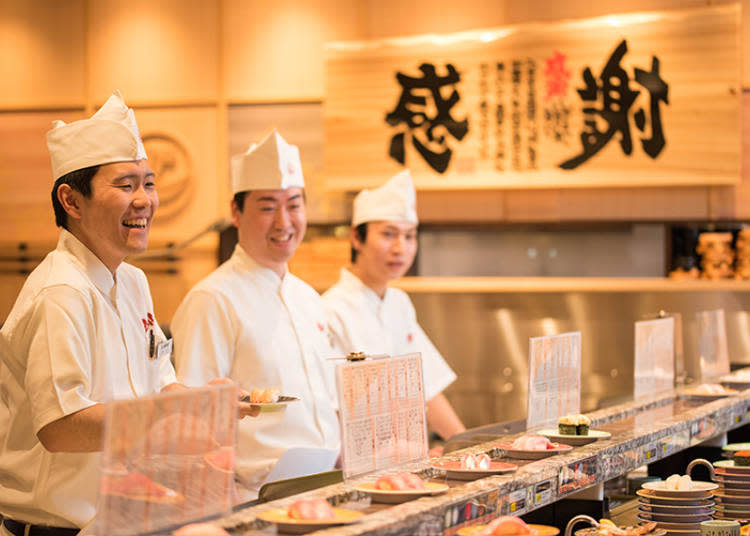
[{"left": 212, "top": 387, "right": 750, "bottom": 536}]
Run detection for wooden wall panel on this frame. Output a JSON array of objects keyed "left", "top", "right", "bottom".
[
  {"left": 325, "top": 5, "right": 740, "bottom": 192},
  {"left": 223, "top": 0, "right": 365, "bottom": 101},
  {"left": 0, "top": 111, "right": 85, "bottom": 245},
  {"left": 227, "top": 103, "right": 348, "bottom": 223},
  {"left": 133, "top": 107, "right": 221, "bottom": 242},
  {"left": 88, "top": 0, "right": 219, "bottom": 105},
  {"left": 710, "top": 91, "right": 750, "bottom": 220},
  {"left": 0, "top": 0, "right": 86, "bottom": 108},
  {"left": 363, "top": 0, "right": 730, "bottom": 38}
]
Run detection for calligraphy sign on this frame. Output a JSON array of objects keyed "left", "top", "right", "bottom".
[{"left": 325, "top": 5, "right": 739, "bottom": 190}]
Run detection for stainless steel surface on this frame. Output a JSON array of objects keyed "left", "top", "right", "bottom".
[
  {"left": 410, "top": 290, "right": 750, "bottom": 429},
  {"left": 418, "top": 225, "right": 666, "bottom": 277}
]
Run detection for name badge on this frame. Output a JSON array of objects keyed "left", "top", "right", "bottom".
[{"left": 156, "top": 338, "right": 173, "bottom": 361}]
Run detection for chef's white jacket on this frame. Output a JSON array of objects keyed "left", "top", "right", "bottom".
[
  {"left": 171, "top": 245, "right": 340, "bottom": 490},
  {"left": 0, "top": 229, "right": 176, "bottom": 528},
  {"left": 322, "top": 268, "right": 456, "bottom": 402}
]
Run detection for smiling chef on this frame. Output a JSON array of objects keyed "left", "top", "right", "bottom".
[
  {"left": 0, "top": 91, "right": 257, "bottom": 536},
  {"left": 322, "top": 170, "right": 465, "bottom": 455},
  {"left": 0, "top": 91, "right": 183, "bottom": 536},
  {"left": 171, "top": 129, "right": 340, "bottom": 496}
]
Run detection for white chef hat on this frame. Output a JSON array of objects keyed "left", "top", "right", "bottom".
[
  {"left": 352, "top": 170, "right": 418, "bottom": 227},
  {"left": 231, "top": 129, "right": 304, "bottom": 195},
  {"left": 46, "top": 90, "right": 147, "bottom": 180}
]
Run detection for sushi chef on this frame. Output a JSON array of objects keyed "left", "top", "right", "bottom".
[
  {"left": 0, "top": 92, "right": 256, "bottom": 536},
  {"left": 172, "top": 129, "right": 340, "bottom": 495},
  {"left": 322, "top": 170, "right": 465, "bottom": 453}
]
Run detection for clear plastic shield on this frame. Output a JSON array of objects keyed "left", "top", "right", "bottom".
[
  {"left": 96, "top": 384, "right": 237, "bottom": 536},
  {"left": 336, "top": 353, "right": 428, "bottom": 479}
]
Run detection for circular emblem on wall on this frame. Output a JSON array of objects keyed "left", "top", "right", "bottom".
[{"left": 141, "top": 133, "right": 193, "bottom": 224}]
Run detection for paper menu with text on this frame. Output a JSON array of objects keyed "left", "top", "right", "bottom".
[
  {"left": 527, "top": 332, "right": 581, "bottom": 429},
  {"left": 336, "top": 353, "right": 428, "bottom": 479},
  {"left": 697, "top": 309, "right": 730, "bottom": 382},
  {"left": 634, "top": 317, "right": 675, "bottom": 399},
  {"left": 96, "top": 384, "right": 237, "bottom": 536}
]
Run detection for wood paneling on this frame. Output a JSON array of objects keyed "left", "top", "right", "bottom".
[
  {"left": 710, "top": 91, "right": 750, "bottom": 220},
  {"left": 223, "top": 0, "right": 365, "bottom": 101},
  {"left": 228, "top": 102, "right": 348, "bottom": 223},
  {"left": 0, "top": 0, "right": 86, "bottom": 108},
  {"left": 0, "top": 111, "right": 85, "bottom": 244},
  {"left": 133, "top": 107, "right": 221, "bottom": 241},
  {"left": 88, "top": 0, "right": 220, "bottom": 105},
  {"left": 325, "top": 4, "right": 741, "bottom": 191}
]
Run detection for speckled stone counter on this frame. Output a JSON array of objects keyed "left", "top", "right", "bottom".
[{"left": 214, "top": 388, "right": 750, "bottom": 536}]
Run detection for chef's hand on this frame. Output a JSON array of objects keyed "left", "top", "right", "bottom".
[
  {"left": 208, "top": 378, "right": 260, "bottom": 418},
  {"left": 428, "top": 445, "right": 444, "bottom": 458}
]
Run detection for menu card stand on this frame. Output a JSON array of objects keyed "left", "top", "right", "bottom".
[
  {"left": 527, "top": 332, "right": 582, "bottom": 429},
  {"left": 634, "top": 317, "right": 675, "bottom": 399},
  {"left": 335, "top": 352, "right": 428, "bottom": 480},
  {"left": 696, "top": 309, "right": 730, "bottom": 382}
]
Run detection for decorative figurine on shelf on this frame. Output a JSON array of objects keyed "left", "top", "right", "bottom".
[
  {"left": 696, "top": 232, "right": 734, "bottom": 280},
  {"left": 668, "top": 256, "right": 700, "bottom": 280},
  {"left": 734, "top": 228, "right": 750, "bottom": 280}
]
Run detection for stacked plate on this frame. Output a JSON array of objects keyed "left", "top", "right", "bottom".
[
  {"left": 712, "top": 460, "right": 750, "bottom": 521},
  {"left": 637, "top": 480, "right": 717, "bottom": 536}
]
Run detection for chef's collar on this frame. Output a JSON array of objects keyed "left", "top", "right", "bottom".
[
  {"left": 232, "top": 243, "right": 288, "bottom": 287},
  {"left": 339, "top": 267, "right": 391, "bottom": 310},
  {"left": 58, "top": 228, "right": 117, "bottom": 300}
]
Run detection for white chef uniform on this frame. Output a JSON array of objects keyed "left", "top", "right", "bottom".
[
  {"left": 0, "top": 229, "right": 176, "bottom": 529},
  {"left": 323, "top": 268, "right": 456, "bottom": 402},
  {"left": 323, "top": 169, "right": 456, "bottom": 402},
  {"left": 171, "top": 244, "right": 340, "bottom": 490}
]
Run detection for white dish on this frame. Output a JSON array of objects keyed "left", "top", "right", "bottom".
[
  {"left": 537, "top": 429, "right": 611, "bottom": 446},
  {"left": 496, "top": 442, "right": 573, "bottom": 460},
  {"left": 354, "top": 481, "right": 449, "bottom": 503}
]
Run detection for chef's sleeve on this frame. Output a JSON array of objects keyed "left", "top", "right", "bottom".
[
  {"left": 172, "top": 289, "right": 235, "bottom": 387},
  {"left": 24, "top": 285, "right": 98, "bottom": 435}
]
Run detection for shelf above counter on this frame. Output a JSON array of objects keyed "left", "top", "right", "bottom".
[{"left": 392, "top": 276, "right": 750, "bottom": 293}]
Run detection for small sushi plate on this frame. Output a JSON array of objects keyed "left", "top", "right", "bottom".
[
  {"left": 681, "top": 388, "right": 738, "bottom": 400},
  {"left": 636, "top": 510, "right": 712, "bottom": 523},
  {"left": 722, "top": 443, "right": 750, "bottom": 453},
  {"left": 495, "top": 442, "right": 573, "bottom": 460},
  {"left": 714, "top": 492, "right": 750, "bottom": 504},
  {"left": 239, "top": 395, "right": 300, "bottom": 413},
  {"left": 457, "top": 524, "right": 559, "bottom": 536},
  {"left": 354, "top": 482, "right": 449, "bottom": 504},
  {"left": 537, "top": 429, "right": 611, "bottom": 446},
  {"left": 713, "top": 463, "right": 750, "bottom": 478},
  {"left": 641, "top": 481, "right": 717, "bottom": 498},
  {"left": 256, "top": 507, "right": 364, "bottom": 534},
  {"left": 714, "top": 503, "right": 750, "bottom": 514},
  {"left": 638, "top": 502, "right": 714, "bottom": 514},
  {"left": 716, "top": 488, "right": 750, "bottom": 497},
  {"left": 431, "top": 460, "right": 518, "bottom": 480},
  {"left": 635, "top": 515, "right": 705, "bottom": 530},
  {"left": 637, "top": 490, "right": 711, "bottom": 505},
  {"left": 713, "top": 478, "right": 750, "bottom": 489}
]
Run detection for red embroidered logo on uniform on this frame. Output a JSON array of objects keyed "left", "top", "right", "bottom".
[
  {"left": 407, "top": 333, "right": 413, "bottom": 343},
  {"left": 142, "top": 312, "right": 155, "bottom": 332},
  {"left": 316, "top": 322, "right": 325, "bottom": 332}
]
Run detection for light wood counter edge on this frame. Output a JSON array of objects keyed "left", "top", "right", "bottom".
[{"left": 391, "top": 276, "right": 750, "bottom": 293}]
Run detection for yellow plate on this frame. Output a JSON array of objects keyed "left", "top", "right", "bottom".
[
  {"left": 256, "top": 507, "right": 364, "bottom": 534},
  {"left": 355, "top": 481, "right": 449, "bottom": 503},
  {"left": 457, "top": 523, "right": 560, "bottom": 536}
]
